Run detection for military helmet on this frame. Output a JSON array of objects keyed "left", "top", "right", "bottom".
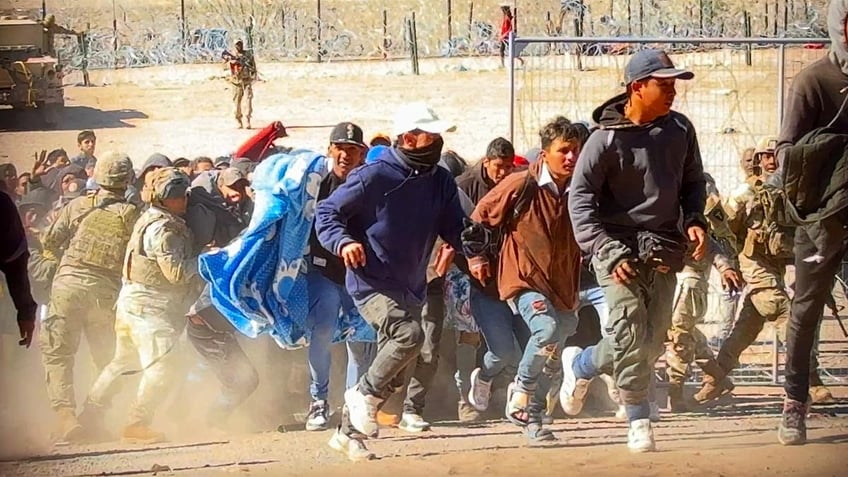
[
  {"left": 94, "top": 152, "right": 134, "bottom": 189},
  {"left": 149, "top": 167, "right": 190, "bottom": 202},
  {"left": 754, "top": 136, "right": 777, "bottom": 155}
]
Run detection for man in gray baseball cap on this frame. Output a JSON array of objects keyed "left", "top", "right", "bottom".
[{"left": 561, "top": 48, "right": 706, "bottom": 453}]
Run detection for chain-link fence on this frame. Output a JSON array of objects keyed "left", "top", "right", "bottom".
[
  {"left": 508, "top": 35, "right": 847, "bottom": 386},
  {"left": 0, "top": 0, "right": 830, "bottom": 70}
]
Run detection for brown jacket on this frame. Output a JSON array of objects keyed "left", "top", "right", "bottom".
[{"left": 471, "top": 161, "right": 581, "bottom": 311}]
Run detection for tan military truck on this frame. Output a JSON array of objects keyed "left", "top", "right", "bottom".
[{"left": 0, "top": 16, "right": 72, "bottom": 127}]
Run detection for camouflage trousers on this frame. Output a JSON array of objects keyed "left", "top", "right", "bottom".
[
  {"left": 715, "top": 286, "right": 789, "bottom": 373},
  {"left": 666, "top": 277, "right": 717, "bottom": 385},
  {"left": 86, "top": 308, "right": 185, "bottom": 426},
  {"left": 712, "top": 285, "right": 823, "bottom": 377},
  {"left": 232, "top": 80, "right": 253, "bottom": 121},
  {"left": 40, "top": 291, "right": 116, "bottom": 411}
]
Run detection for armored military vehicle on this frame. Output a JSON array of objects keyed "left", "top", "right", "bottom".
[{"left": 0, "top": 16, "right": 71, "bottom": 127}]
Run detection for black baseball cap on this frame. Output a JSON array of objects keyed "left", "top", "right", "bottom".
[
  {"left": 329, "top": 122, "right": 366, "bottom": 148},
  {"left": 624, "top": 49, "right": 694, "bottom": 85}
]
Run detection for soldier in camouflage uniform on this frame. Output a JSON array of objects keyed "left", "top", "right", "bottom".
[
  {"left": 227, "top": 40, "right": 256, "bottom": 129},
  {"left": 80, "top": 168, "right": 199, "bottom": 444},
  {"left": 665, "top": 177, "right": 743, "bottom": 412},
  {"left": 693, "top": 138, "right": 797, "bottom": 403},
  {"left": 39, "top": 152, "right": 140, "bottom": 442}
]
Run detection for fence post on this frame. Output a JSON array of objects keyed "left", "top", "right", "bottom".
[
  {"left": 508, "top": 31, "right": 515, "bottom": 144},
  {"left": 316, "top": 0, "right": 323, "bottom": 63},
  {"left": 447, "top": 0, "right": 452, "bottom": 45},
  {"left": 468, "top": 2, "right": 474, "bottom": 39},
  {"left": 180, "top": 0, "right": 186, "bottom": 63},
  {"left": 111, "top": 0, "right": 118, "bottom": 70},
  {"left": 777, "top": 43, "right": 786, "bottom": 132},
  {"left": 411, "top": 12, "right": 420, "bottom": 75},
  {"left": 638, "top": 0, "right": 643, "bottom": 36},
  {"left": 382, "top": 9, "right": 389, "bottom": 59},
  {"left": 744, "top": 10, "right": 752, "bottom": 66}
]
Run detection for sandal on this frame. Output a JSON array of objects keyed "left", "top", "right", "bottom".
[{"left": 505, "top": 382, "right": 531, "bottom": 426}]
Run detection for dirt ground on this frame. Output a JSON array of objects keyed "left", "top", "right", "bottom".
[{"left": 0, "top": 386, "right": 846, "bottom": 477}]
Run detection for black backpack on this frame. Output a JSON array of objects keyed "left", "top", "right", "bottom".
[{"left": 780, "top": 93, "right": 848, "bottom": 222}]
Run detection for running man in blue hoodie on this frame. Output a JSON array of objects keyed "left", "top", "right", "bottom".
[{"left": 315, "top": 103, "right": 467, "bottom": 448}]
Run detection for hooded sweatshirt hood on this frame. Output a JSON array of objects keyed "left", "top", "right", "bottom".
[
  {"left": 829, "top": 0, "right": 848, "bottom": 75},
  {"left": 137, "top": 153, "right": 172, "bottom": 183},
  {"left": 592, "top": 92, "right": 660, "bottom": 130}
]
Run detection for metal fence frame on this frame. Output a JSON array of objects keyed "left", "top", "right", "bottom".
[
  {"left": 507, "top": 35, "right": 831, "bottom": 145},
  {"left": 505, "top": 35, "right": 848, "bottom": 387}
]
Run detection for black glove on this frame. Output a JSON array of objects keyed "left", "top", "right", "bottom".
[{"left": 461, "top": 218, "right": 495, "bottom": 257}]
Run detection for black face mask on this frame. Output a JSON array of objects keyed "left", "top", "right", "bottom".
[{"left": 398, "top": 137, "right": 444, "bottom": 172}]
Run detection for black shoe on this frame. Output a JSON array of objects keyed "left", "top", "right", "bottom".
[
  {"left": 778, "top": 399, "right": 807, "bottom": 446},
  {"left": 524, "top": 422, "right": 557, "bottom": 444}
]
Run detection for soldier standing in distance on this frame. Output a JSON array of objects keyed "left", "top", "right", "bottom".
[
  {"left": 227, "top": 40, "right": 256, "bottom": 129},
  {"left": 39, "top": 152, "right": 140, "bottom": 443}
]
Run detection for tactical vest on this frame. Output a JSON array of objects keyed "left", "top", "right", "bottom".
[
  {"left": 124, "top": 211, "right": 191, "bottom": 288},
  {"left": 63, "top": 197, "right": 137, "bottom": 273},
  {"left": 743, "top": 178, "right": 795, "bottom": 260}
]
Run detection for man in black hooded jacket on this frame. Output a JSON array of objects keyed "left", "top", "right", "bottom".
[{"left": 776, "top": 0, "right": 848, "bottom": 446}]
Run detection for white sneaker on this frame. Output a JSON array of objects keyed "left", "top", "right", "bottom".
[
  {"left": 398, "top": 413, "right": 431, "bottom": 433},
  {"left": 627, "top": 418, "right": 657, "bottom": 453},
  {"left": 468, "top": 368, "right": 493, "bottom": 412},
  {"left": 560, "top": 347, "right": 593, "bottom": 416},
  {"left": 328, "top": 429, "right": 376, "bottom": 462},
  {"left": 344, "top": 387, "right": 381, "bottom": 437},
  {"left": 649, "top": 401, "right": 661, "bottom": 423},
  {"left": 305, "top": 400, "right": 329, "bottom": 431}
]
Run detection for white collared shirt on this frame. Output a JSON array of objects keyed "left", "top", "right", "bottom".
[{"left": 537, "top": 162, "right": 570, "bottom": 197}]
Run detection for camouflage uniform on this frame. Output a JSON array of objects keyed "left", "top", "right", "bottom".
[
  {"left": 694, "top": 176, "right": 791, "bottom": 402},
  {"left": 230, "top": 48, "right": 256, "bottom": 128},
  {"left": 39, "top": 153, "right": 139, "bottom": 440},
  {"left": 666, "top": 239, "right": 734, "bottom": 393},
  {"left": 84, "top": 168, "right": 198, "bottom": 443}
]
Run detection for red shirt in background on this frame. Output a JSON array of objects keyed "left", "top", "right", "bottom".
[{"left": 500, "top": 16, "right": 513, "bottom": 40}]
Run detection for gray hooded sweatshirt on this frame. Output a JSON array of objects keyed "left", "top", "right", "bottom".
[
  {"left": 568, "top": 93, "right": 706, "bottom": 258},
  {"left": 777, "top": 0, "right": 848, "bottom": 147}
]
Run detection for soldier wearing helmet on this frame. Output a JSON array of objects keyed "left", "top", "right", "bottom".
[
  {"left": 694, "top": 137, "right": 830, "bottom": 406},
  {"left": 80, "top": 167, "right": 200, "bottom": 444},
  {"left": 39, "top": 152, "right": 141, "bottom": 443}
]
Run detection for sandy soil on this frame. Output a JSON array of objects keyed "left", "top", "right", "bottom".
[{"left": 0, "top": 387, "right": 846, "bottom": 477}]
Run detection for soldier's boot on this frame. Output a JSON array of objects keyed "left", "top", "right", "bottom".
[
  {"left": 808, "top": 373, "right": 834, "bottom": 404},
  {"left": 122, "top": 423, "right": 166, "bottom": 445},
  {"left": 693, "top": 361, "right": 735, "bottom": 404},
  {"left": 56, "top": 407, "right": 84, "bottom": 443},
  {"left": 77, "top": 401, "right": 111, "bottom": 443},
  {"left": 667, "top": 382, "right": 691, "bottom": 413}
]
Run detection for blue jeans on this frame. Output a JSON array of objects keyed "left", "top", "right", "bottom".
[
  {"left": 469, "top": 286, "right": 521, "bottom": 382},
  {"left": 580, "top": 286, "right": 609, "bottom": 337},
  {"left": 306, "top": 270, "right": 375, "bottom": 401},
  {"left": 515, "top": 290, "right": 578, "bottom": 395}
]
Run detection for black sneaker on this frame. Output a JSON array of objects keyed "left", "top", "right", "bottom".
[
  {"left": 306, "top": 400, "right": 329, "bottom": 431},
  {"left": 777, "top": 399, "right": 807, "bottom": 446},
  {"left": 524, "top": 422, "right": 557, "bottom": 445}
]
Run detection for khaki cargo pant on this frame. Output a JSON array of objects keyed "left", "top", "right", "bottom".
[
  {"left": 666, "top": 277, "right": 717, "bottom": 384},
  {"left": 86, "top": 307, "right": 184, "bottom": 426},
  {"left": 591, "top": 258, "right": 677, "bottom": 404},
  {"left": 232, "top": 80, "right": 253, "bottom": 121},
  {"left": 40, "top": 292, "right": 116, "bottom": 411}
]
